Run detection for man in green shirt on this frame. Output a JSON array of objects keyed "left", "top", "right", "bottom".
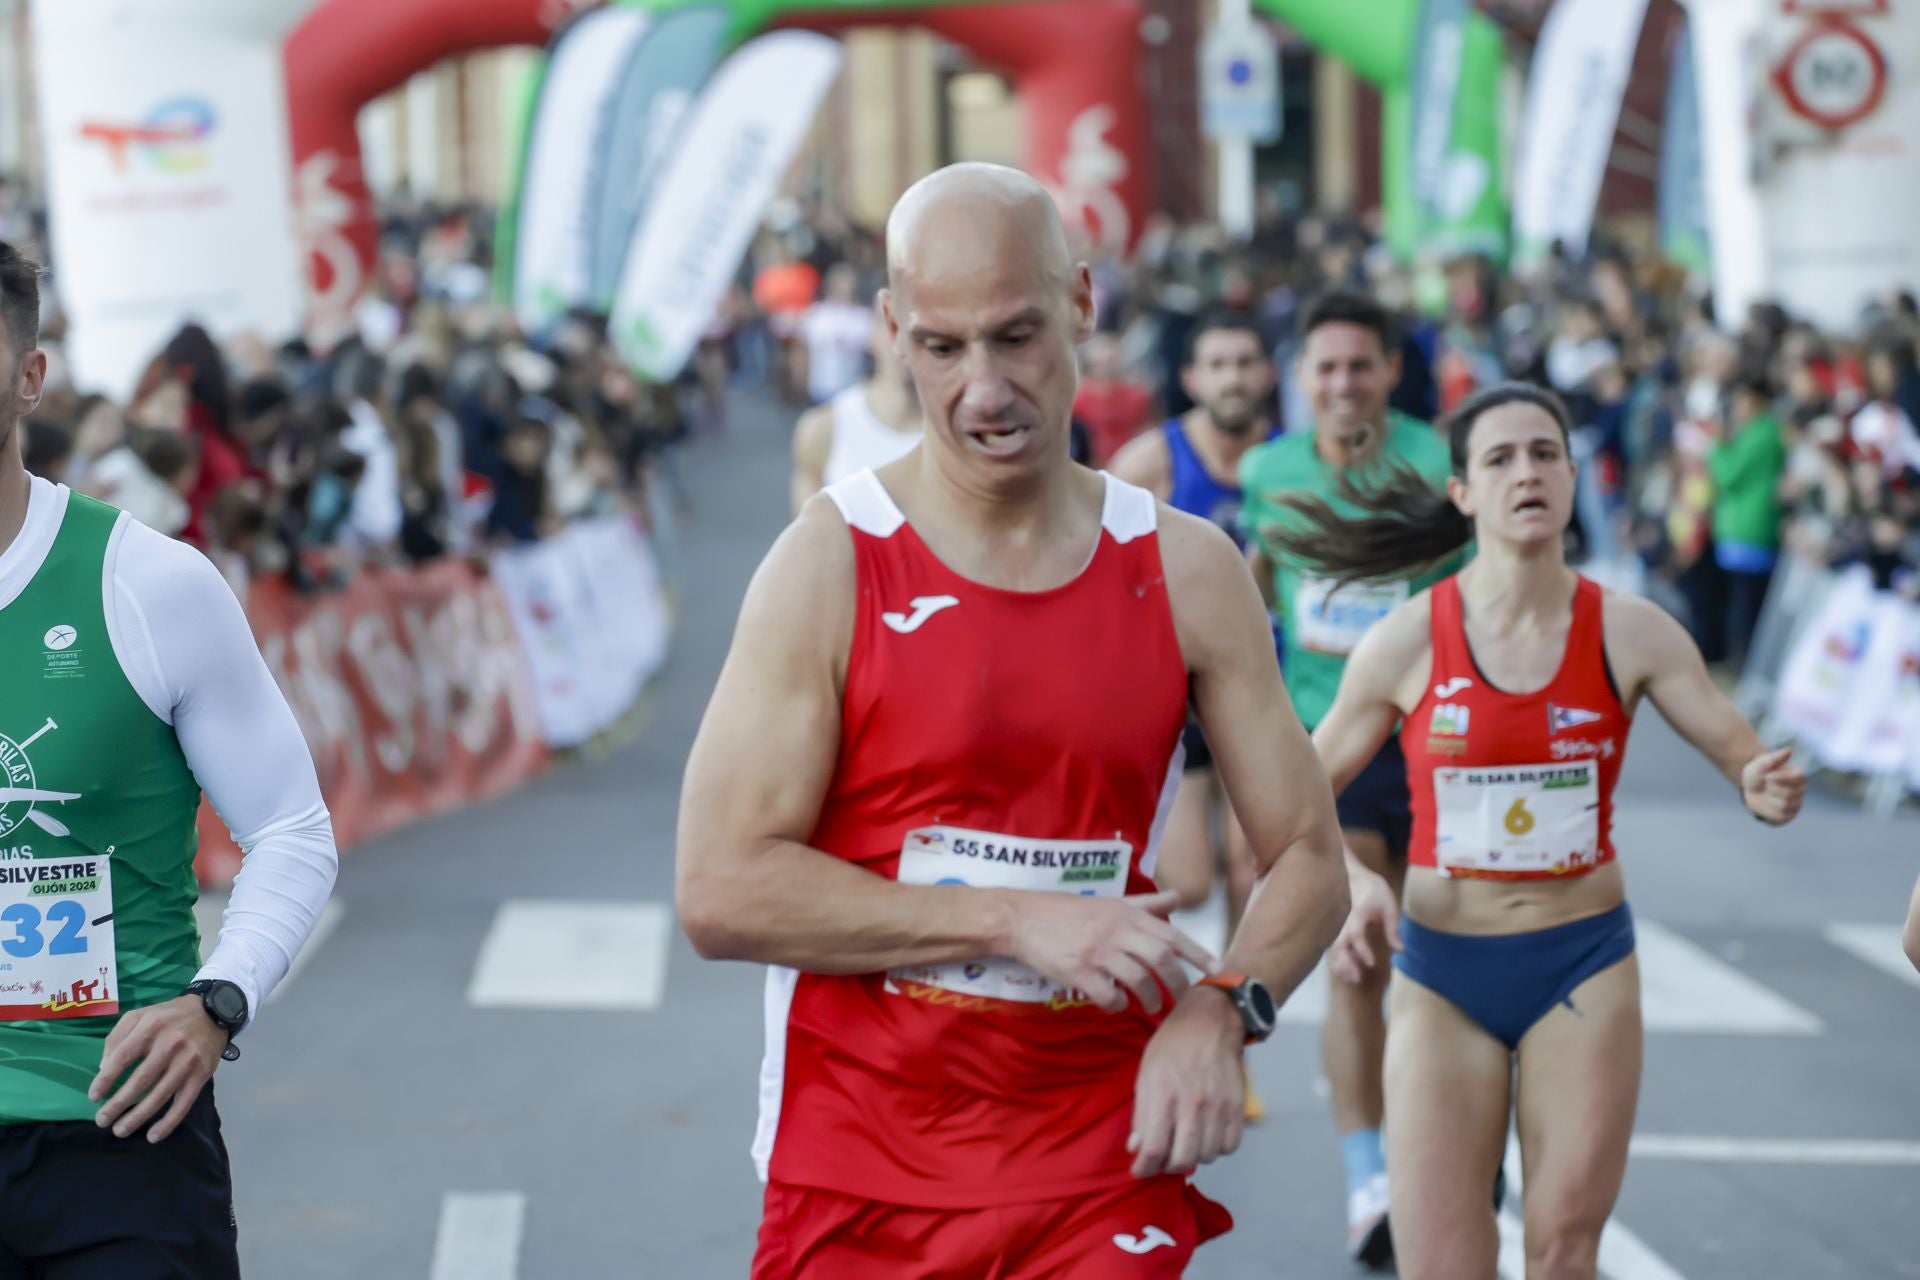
[
  {"left": 0, "top": 242, "right": 337, "bottom": 1276},
  {"left": 1706, "top": 372, "right": 1787, "bottom": 671},
  {"left": 1240, "top": 291, "right": 1457, "bottom": 1269}
]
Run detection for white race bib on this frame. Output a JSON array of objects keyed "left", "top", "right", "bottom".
[
  {"left": 1432, "top": 762, "right": 1600, "bottom": 877},
  {"left": 0, "top": 855, "right": 119, "bottom": 1021},
  {"left": 888, "top": 825, "right": 1130, "bottom": 1006},
  {"left": 1293, "top": 577, "right": 1408, "bottom": 656}
]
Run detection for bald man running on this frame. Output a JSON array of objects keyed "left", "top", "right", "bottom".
[{"left": 678, "top": 164, "right": 1348, "bottom": 1278}]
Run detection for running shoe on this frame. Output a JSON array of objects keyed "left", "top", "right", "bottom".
[{"left": 1346, "top": 1172, "right": 1394, "bottom": 1269}]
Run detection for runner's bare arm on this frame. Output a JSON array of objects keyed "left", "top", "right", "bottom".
[
  {"left": 1904, "top": 873, "right": 1920, "bottom": 972},
  {"left": 1126, "top": 514, "right": 1349, "bottom": 1179},
  {"left": 1166, "top": 510, "right": 1350, "bottom": 1000},
  {"left": 789, "top": 404, "right": 834, "bottom": 515},
  {"left": 1246, "top": 542, "right": 1276, "bottom": 609},
  {"left": 1105, "top": 427, "right": 1172, "bottom": 500},
  {"left": 1311, "top": 595, "right": 1433, "bottom": 794},
  {"left": 676, "top": 499, "right": 1213, "bottom": 998},
  {"left": 1607, "top": 592, "right": 1806, "bottom": 824}
]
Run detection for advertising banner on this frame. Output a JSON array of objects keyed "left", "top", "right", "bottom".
[
  {"left": 489, "top": 517, "right": 672, "bottom": 748},
  {"left": 1658, "top": 21, "right": 1714, "bottom": 278},
  {"left": 193, "top": 559, "right": 550, "bottom": 883},
  {"left": 586, "top": 5, "right": 732, "bottom": 307},
  {"left": 1769, "top": 566, "right": 1880, "bottom": 763},
  {"left": 29, "top": 4, "right": 303, "bottom": 399},
  {"left": 609, "top": 29, "right": 843, "bottom": 381},
  {"left": 1512, "top": 0, "right": 1652, "bottom": 261},
  {"left": 509, "top": 6, "right": 655, "bottom": 334}
]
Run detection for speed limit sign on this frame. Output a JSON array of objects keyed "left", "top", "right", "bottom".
[{"left": 1772, "top": 17, "right": 1888, "bottom": 130}]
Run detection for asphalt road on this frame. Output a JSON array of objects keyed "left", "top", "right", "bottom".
[{"left": 216, "top": 396, "right": 1920, "bottom": 1280}]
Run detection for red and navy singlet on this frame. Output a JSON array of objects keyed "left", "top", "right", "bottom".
[
  {"left": 1401, "top": 575, "right": 1631, "bottom": 881},
  {"left": 754, "top": 468, "right": 1191, "bottom": 1207}
]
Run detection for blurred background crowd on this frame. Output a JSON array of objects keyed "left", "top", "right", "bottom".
[
  {"left": 14, "top": 175, "right": 1914, "bottom": 687},
  {"left": 9, "top": 195, "right": 686, "bottom": 602}
]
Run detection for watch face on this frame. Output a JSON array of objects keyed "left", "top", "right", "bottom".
[
  {"left": 208, "top": 984, "right": 247, "bottom": 1025},
  {"left": 1245, "top": 980, "right": 1277, "bottom": 1030}
]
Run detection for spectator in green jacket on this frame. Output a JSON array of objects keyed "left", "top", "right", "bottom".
[{"left": 1708, "top": 372, "right": 1787, "bottom": 669}]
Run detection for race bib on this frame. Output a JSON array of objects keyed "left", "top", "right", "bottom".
[
  {"left": 1432, "top": 762, "right": 1600, "bottom": 878},
  {"left": 0, "top": 855, "right": 118, "bottom": 1021},
  {"left": 888, "top": 825, "right": 1129, "bottom": 1006},
  {"left": 1293, "top": 577, "right": 1408, "bottom": 656}
]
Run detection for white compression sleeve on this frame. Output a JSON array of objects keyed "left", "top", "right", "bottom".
[{"left": 108, "top": 517, "right": 339, "bottom": 1026}]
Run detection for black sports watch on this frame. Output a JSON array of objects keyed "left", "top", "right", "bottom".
[
  {"left": 1198, "top": 971, "right": 1278, "bottom": 1045},
  {"left": 184, "top": 980, "right": 248, "bottom": 1061}
]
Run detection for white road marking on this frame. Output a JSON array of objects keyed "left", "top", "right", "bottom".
[
  {"left": 195, "top": 897, "right": 345, "bottom": 1003},
  {"left": 1496, "top": 1208, "right": 1529, "bottom": 1278},
  {"left": 468, "top": 901, "right": 670, "bottom": 1010},
  {"left": 429, "top": 1192, "right": 524, "bottom": 1280},
  {"left": 1823, "top": 923, "right": 1920, "bottom": 991},
  {"left": 1635, "top": 921, "right": 1823, "bottom": 1034},
  {"left": 1498, "top": 1142, "right": 1528, "bottom": 1278},
  {"left": 1631, "top": 1135, "right": 1920, "bottom": 1165},
  {"left": 1503, "top": 1138, "right": 1693, "bottom": 1280},
  {"left": 1598, "top": 1222, "right": 1691, "bottom": 1280},
  {"left": 1182, "top": 901, "right": 1822, "bottom": 1034}
]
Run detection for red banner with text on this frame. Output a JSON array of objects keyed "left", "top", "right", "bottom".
[{"left": 194, "top": 560, "right": 551, "bottom": 884}]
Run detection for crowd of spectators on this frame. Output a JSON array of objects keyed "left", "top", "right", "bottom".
[
  {"left": 10, "top": 195, "right": 684, "bottom": 605},
  {"left": 10, "top": 176, "right": 1919, "bottom": 685}
]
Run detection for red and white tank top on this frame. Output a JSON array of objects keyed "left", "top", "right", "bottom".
[
  {"left": 755, "top": 468, "right": 1191, "bottom": 1207},
  {"left": 1401, "top": 575, "right": 1631, "bottom": 881}
]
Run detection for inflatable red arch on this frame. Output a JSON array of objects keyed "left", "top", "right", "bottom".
[{"left": 285, "top": 0, "right": 1150, "bottom": 321}]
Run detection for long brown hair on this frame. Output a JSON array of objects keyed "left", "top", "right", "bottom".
[{"left": 1260, "top": 382, "right": 1572, "bottom": 588}]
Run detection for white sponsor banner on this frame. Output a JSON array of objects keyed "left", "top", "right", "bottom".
[
  {"left": 510, "top": 7, "right": 654, "bottom": 335},
  {"left": 610, "top": 30, "right": 843, "bottom": 382},
  {"left": 30, "top": 4, "right": 302, "bottom": 400},
  {"left": 490, "top": 518, "right": 671, "bottom": 748},
  {"left": 1822, "top": 589, "right": 1920, "bottom": 774},
  {"left": 1769, "top": 566, "right": 1881, "bottom": 764},
  {"left": 1511, "top": 0, "right": 1651, "bottom": 260}
]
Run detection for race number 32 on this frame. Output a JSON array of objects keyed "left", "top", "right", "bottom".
[{"left": 0, "top": 901, "right": 91, "bottom": 958}]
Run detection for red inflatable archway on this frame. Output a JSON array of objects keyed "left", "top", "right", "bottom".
[{"left": 284, "top": 0, "right": 1149, "bottom": 324}]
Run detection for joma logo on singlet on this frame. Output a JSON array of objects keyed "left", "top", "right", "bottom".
[{"left": 882, "top": 596, "right": 960, "bottom": 634}]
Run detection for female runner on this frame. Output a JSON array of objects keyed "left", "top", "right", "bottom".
[{"left": 1269, "top": 383, "right": 1805, "bottom": 1279}]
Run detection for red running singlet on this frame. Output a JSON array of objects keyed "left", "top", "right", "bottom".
[
  {"left": 1401, "top": 575, "right": 1631, "bottom": 881},
  {"left": 753, "top": 469, "right": 1192, "bottom": 1208}
]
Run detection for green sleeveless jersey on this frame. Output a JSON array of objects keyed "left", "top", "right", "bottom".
[
  {"left": 1239, "top": 414, "right": 1464, "bottom": 732},
  {"left": 0, "top": 493, "right": 204, "bottom": 1123}
]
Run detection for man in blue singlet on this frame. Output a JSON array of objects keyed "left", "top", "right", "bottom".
[{"left": 1107, "top": 308, "right": 1279, "bottom": 948}]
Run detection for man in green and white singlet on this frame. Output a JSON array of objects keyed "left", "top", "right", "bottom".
[
  {"left": 0, "top": 240, "right": 338, "bottom": 1278},
  {"left": 1239, "top": 290, "right": 1459, "bottom": 1269}
]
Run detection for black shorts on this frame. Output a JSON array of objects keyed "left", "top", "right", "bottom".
[
  {"left": 1180, "top": 720, "right": 1213, "bottom": 773},
  {"left": 1335, "top": 737, "right": 1413, "bottom": 861},
  {"left": 0, "top": 1085, "right": 239, "bottom": 1279}
]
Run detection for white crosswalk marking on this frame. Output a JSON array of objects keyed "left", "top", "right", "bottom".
[
  {"left": 1631, "top": 1135, "right": 1920, "bottom": 1165},
  {"left": 195, "top": 896, "right": 344, "bottom": 1003},
  {"left": 1180, "top": 898, "right": 1826, "bottom": 1034},
  {"left": 429, "top": 1192, "right": 524, "bottom": 1280},
  {"left": 1501, "top": 1140, "right": 1692, "bottom": 1280},
  {"left": 1822, "top": 923, "right": 1920, "bottom": 990},
  {"left": 468, "top": 901, "right": 670, "bottom": 1010},
  {"left": 1634, "top": 921, "right": 1823, "bottom": 1034}
]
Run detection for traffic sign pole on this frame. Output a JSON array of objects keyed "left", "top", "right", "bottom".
[{"left": 1215, "top": 0, "right": 1256, "bottom": 240}]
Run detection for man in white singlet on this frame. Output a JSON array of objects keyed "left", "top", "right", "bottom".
[
  {"left": 798, "top": 264, "right": 875, "bottom": 406},
  {"left": 790, "top": 309, "right": 922, "bottom": 514}
]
